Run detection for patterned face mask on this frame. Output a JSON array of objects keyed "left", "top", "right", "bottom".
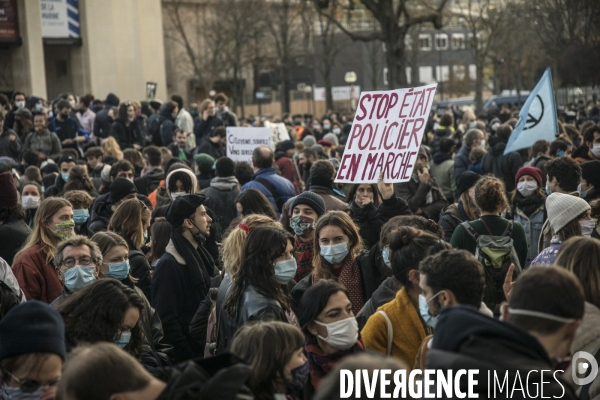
[
  {"left": 53, "top": 220, "right": 75, "bottom": 241},
  {"left": 290, "top": 214, "right": 315, "bottom": 238}
]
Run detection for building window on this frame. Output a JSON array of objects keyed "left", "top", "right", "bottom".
[
  {"left": 469, "top": 65, "right": 477, "bottom": 80},
  {"left": 418, "top": 34, "right": 431, "bottom": 51},
  {"left": 435, "top": 34, "right": 448, "bottom": 50},
  {"left": 452, "top": 33, "right": 465, "bottom": 50},
  {"left": 453, "top": 64, "right": 466, "bottom": 80},
  {"left": 419, "top": 66, "right": 433, "bottom": 84},
  {"left": 406, "top": 67, "right": 412, "bottom": 84},
  {"left": 404, "top": 36, "right": 412, "bottom": 51},
  {"left": 436, "top": 66, "right": 450, "bottom": 82}
]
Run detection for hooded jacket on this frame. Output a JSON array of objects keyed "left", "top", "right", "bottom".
[
  {"left": 0, "top": 127, "right": 22, "bottom": 160},
  {"left": 481, "top": 140, "right": 522, "bottom": 193},
  {"left": 135, "top": 168, "right": 165, "bottom": 196},
  {"left": 431, "top": 126, "right": 453, "bottom": 157},
  {"left": 87, "top": 196, "right": 113, "bottom": 236},
  {"left": 158, "top": 108, "right": 177, "bottom": 147},
  {"left": 196, "top": 136, "right": 225, "bottom": 160},
  {"left": 241, "top": 167, "right": 296, "bottom": 215},
  {"left": 427, "top": 306, "right": 576, "bottom": 400},
  {"left": 0, "top": 216, "right": 31, "bottom": 266},
  {"left": 45, "top": 173, "right": 67, "bottom": 198},
  {"left": 93, "top": 93, "right": 120, "bottom": 140},
  {"left": 200, "top": 176, "right": 240, "bottom": 237},
  {"left": 23, "top": 129, "right": 62, "bottom": 160},
  {"left": 194, "top": 115, "right": 223, "bottom": 144}
]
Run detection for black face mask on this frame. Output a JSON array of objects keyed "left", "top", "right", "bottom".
[{"left": 188, "top": 219, "right": 207, "bottom": 245}]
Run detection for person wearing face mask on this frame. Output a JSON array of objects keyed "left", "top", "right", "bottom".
[
  {"left": 109, "top": 102, "right": 145, "bottom": 151},
  {"left": 510, "top": 167, "right": 547, "bottom": 268},
  {"left": 49, "top": 235, "right": 102, "bottom": 308},
  {"left": 92, "top": 231, "right": 173, "bottom": 370},
  {"left": 0, "top": 173, "right": 31, "bottom": 267},
  {"left": 361, "top": 227, "right": 447, "bottom": 366},
  {"left": 48, "top": 100, "right": 86, "bottom": 155},
  {"left": 439, "top": 171, "right": 482, "bottom": 242},
  {"left": 575, "top": 125, "right": 600, "bottom": 163},
  {"left": 75, "top": 93, "right": 96, "bottom": 135},
  {"left": 231, "top": 321, "right": 307, "bottom": 400},
  {"left": 4, "top": 92, "right": 26, "bottom": 132},
  {"left": 330, "top": 123, "right": 343, "bottom": 138},
  {"left": 428, "top": 266, "right": 582, "bottom": 399},
  {"left": 0, "top": 110, "right": 22, "bottom": 160},
  {"left": 63, "top": 190, "right": 92, "bottom": 237},
  {"left": 13, "top": 198, "right": 74, "bottom": 302},
  {"left": 291, "top": 211, "right": 381, "bottom": 318},
  {"left": 58, "top": 279, "right": 146, "bottom": 362},
  {"left": 0, "top": 301, "right": 65, "bottom": 400},
  {"left": 311, "top": 119, "right": 323, "bottom": 140},
  {"left": 108, "top": 198, "right": 153, "bottom": 301},
  {"left": 299, "top": 281, "right": 365, "bottom": 394},
  {"left": 21, "top": 182, "right": 42, "bottom": 228},
  {"left": 413, "top": 249, "right": 489, "bottom": 370},
  {"left": 24, "top": 113, "right": 62, "bottom": 162},
  {"left": 531, "top": 193, "right": 593, "bottom": 266},
  {"left": 153, "top": 194, "right": 217, "bottom": 362},
  {"left": 45, "top": 153, "right": 77, "bottom": 198},
  {"left": 88, "top": 177, "right": 139, "bottom": 236},
  {"left": 217, "top": 226, "right": 295, "bottom": 353},
  {"left": 579, "top": 160, "right": 600, "bottom": 203}
]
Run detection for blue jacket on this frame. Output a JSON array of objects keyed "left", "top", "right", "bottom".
[
  {"left": 241, "top": 167, "right": 296, "bottom": 214},
  {"left": 454, "top": 144, "right": 471, "bottom": 185}
]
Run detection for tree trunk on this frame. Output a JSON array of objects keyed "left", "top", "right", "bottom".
[
  {"left": 475, "top": 55, "right": 484, "bottom": 114},
  {"left": 324, "top": 61, "right": 334, "bottom": 111},
  {"left": 281, "top": 63, "right": 291, "bottom": 114}
]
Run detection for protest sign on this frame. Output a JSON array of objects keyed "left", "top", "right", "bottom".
[
  {"left": 226, "top": 127, "right": 272, "bottom": 164},
  {"left": 264, "top": 121, "right": 291, "bottom": 144},
  {"left": 335, "top": 83, "right": 437, "bottom": 184}
]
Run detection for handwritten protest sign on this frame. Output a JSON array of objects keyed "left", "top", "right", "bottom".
[
  {"left": 226, "top": 127, "right": 272, "bottom": 164},
  {"left": 264, "top": 121, "right": 291, "bottom": 144},
  {"left": 335, "top": 84, "right": 437, "bottom": 184}
]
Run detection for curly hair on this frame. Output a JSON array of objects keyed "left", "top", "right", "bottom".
[
  {"left": 224, "top": 226, "right": 294, "bottom": 317},
  {"left": 58, "top": 279, "right": 145, "bottom": 357},
  {"left": 64, "top": 190, "right": 94, "bottom": 210},
  {"left": 380, "top": 215, "right": 444, "bottom": 246},
  {"left": 545, "top": 156, "right": 581, "bottom": 192},
  {"left": 474, "top": 175, "right": 509, "bottom": 214},
  {"left": 63, "top": 165, "right": 95, "bottom": 194}
]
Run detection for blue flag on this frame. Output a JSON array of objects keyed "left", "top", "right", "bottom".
[{"left": 504, "top": 68, "right": 558, "bottom": 155}]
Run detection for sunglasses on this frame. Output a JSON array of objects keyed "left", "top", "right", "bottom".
[{"left": 4, "top": 371, "right": 60, "bottom": 393}]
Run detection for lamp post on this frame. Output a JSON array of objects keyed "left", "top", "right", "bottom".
[
  {"left": 345, "top": 71, "right": 357, "bottom": 112},
  {"left": 304, "top": 86, "right": 313, "bottom": 115}
]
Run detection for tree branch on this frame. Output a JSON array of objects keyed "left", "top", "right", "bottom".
[{"left": 314, "top": 6, "right": 382, "bottom": 41}]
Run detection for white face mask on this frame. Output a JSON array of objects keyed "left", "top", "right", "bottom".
[
  {"left": 517, "top": 181, "right": 538, "bottom": 198},
  {"left": 21, "top": 195, "right": 40, "bottom": 209},
  {"left": 14, "top": 100, "right": 25, "bottom": 109},
  {"left": 69, "top": 99, "right": 76, "bottom": 108},
  {"left": 170, "top": 191, "right": 187, "bottom": 199},
  {"left": 592, "top": 143, "right": 600, "bottom": 158},
  {"left": 315, "top": 317, "right": 359, "bottom": 351},
  {"left": 580, "top": 219, "right": 595, "bottom": 237}
]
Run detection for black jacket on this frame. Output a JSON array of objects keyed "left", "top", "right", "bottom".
[
  {"left": 290, "top": 250, "right": 385, "bottom": 317},
  {"left": 199, "top": 177, "right": 240, "bottom": 237},
  {"left": 215, "top": 275, "right": 288, "bottom": 353},
  {"left": 167, "top": 143, "right": 192, "bottom": 163},
  {"left": 393, "top": 176, "right": 448, "bottom": 222},
  {"left": 349, "top": 196, "right": 411, "bottom": 248},
  {"left": 427, "top": 306, "right": 576, "bottom": 399},
  {"left": 196, "top": 136, "right": 225, "bottom": 160},
  {"left": 88, "top": 192, "right": 153, "bottom": 236},
  {"left": 45, "top": 174, "right": 67, "bottom": 198},
  {"left": 151, "top": 236, "right": 216, "bottom": 363},
  {"left": 356, "top": 276, "right": 402, "bottom": 329},
  {"left": 194, "top": 116, "right": 223, "bottom": 144},
  {"left": 93, "top": 94, "right": 120, "bottom": 140},
  {"left": 0, "top": 217, "right": 31, "bottom": 266},
  {"left": 0, "top": 128, "right": 22, "bottom": 160},
  {"left": 158, "top": 109, "right": 177, "bottom": 147},
  {"left": 50, "top": 115, "right": 81, "bottom": 153},
  {"left": 135, "top": 168, "right": 165, "bottom": 196},
  {"left": 481, "top": 140, "right": 522, "bottom": 193},
  {"left": 438, "top": 203, "right": 464, "bottom": 242},
  {"left": 109, "top": 119, "right": 145, "bottom": 149},
  {"left": 431, "top": 126, "right": 453, "bottom": 157},
  {"left": 125, "top": 237, "right": 153, "bottom": 302}
]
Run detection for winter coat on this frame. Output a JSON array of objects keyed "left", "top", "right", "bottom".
[
  {"left": 430, "top": 126, "right": 453, "bottom": 157},
  {"left": 349, "top": 196, "right": 412, "bottom": 248},
  {"left": 215, "top": 276, "right": 288, "bottom": 353},
  {"left": 393, "top": 176, "right": 448, "bottom": 222},
  {"left": 217, "top": 108, "right": 238, "bottom": 127},
  {"left": 0, "top": 128, "right": 21, "bottom": 160},
  {"left": 49, "top": 115, "right": 82, "bottom": 154},
  {"left": 24, "top": 129, "right": 62, "bottom": 160},
  {"left": 430, "top": 153, "right": 456, "bottom": 203},
  {"left": 280, "top": 186, "right": 350, "bottom": 231},
  {"left": 196, "top": 136, "right": 225, "bottom": 160},
  {"left": 12, "top": 243, "right": 62, "bottom": 303},
  {"left": 356, "top": 276, "right": 402, "bottom": 330},
  {"left": 481, "top": 140, "right": 522, "bottom": 193},
  {"left": 166, "top": 143, "right": 192, "bottom": 163},
  {"left": 124, "top": 237, "right": 153, "bottom": 302},
  {"left": 158, "top": 109, "right": 177, "bottom": 147},
  {"left": 0, "top": 217, "right": 31, "bottom": 266},
  {"left": 109, "top": 119, "right": 145, "bottom": 150},
  {"left": 194, "top": 116, "right": 223, "bottom": 143},
  {"left": 438, "top": 203, "right": 464, "bottom": 242},
  {"left": 200, "top": 177, "right": 240, "bottom": 237},
  {"left": 454, "top": 144, "right": 471, "bottom": 185},
  {"left": 135, "top": 168, "right": 165, "bottom": 196},
  {"left": 44, "top": 174, "right": 67, "bottom": 198},
  {"left": 0, "top": 257, "right": 25, "bottom": 319},
  {"left": 88, "top": 193, "right": 153, "bottom": 236},
  {"left": 93, "top": 94, "right": 120, "bottom": 140},
  {"left": 175, "top": 108, "right": 195, "bottom": 134},
  {"left": 427, "top": 306, "right": 576, "bottom": 400},
  {"left": 241, "top": 167, "right": 296, "bottom": 215},
  {"left": 274, "top": 152, "right": 300, "bottom": 194},
  {"left": 151, "top": 238, "right": 216, "bottom": 362},
  {"left": 512, "top": 202, "right": 546, "bottom": 268}
]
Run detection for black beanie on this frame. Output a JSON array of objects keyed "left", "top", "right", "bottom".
[
  {"left": 109, "top": 177, "right": 138, "bottom": 204},
  {"left": 0, "top": 301, "right": 66, "bottom": 361},
  {"left": 581, "top": 160, "right": 600, "bottom": 189},
  {"left": 456, "top": 171, "right": 481, "bottom": 197},
  {"left": 290, "top": 191, "right": 326, "bottom": 217}
]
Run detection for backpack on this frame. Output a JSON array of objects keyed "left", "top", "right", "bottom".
[{"left": 460, "top": 219, "right": 522, "bottom": 315}]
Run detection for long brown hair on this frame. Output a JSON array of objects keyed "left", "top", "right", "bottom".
[
  {"left": 107, "top": 199, "right": 150, "bottom": 249},
  {"left": 556, "top": 237, "right": 600, "bottom": 309},
  {"left": 459, "top": 191, "right": 480, "bottom": 221},
  {"left": 312, "top": 211, "right": 363, "bottom": 280},
  {"left": 15, "top": 197, "right": 72, "bottom": 262}
]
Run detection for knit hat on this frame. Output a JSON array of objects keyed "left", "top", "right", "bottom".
[
  {"left": 515, "top": 166, "right": 542, "bottom": 187},
  {"left": 0, "top": 301, "right": 66, "bottom": 361},
  {"left": 581, "top": 161, "right": 600, "bottom": 189},
  {"left": 40, "top": 162, "right": 59, "bottom": 175},
  {"left": 0, "top": 172, "right": 17, "bottom": 208},
  {"left": 546, "top": 193, "right": 590, "bottom": 233},
  {"left": 303, "top": 135, "right": 316, "bottom": 147},
  {"left": 290, "top": 191, "right": 326, "bottom": 217},
  {"left": 165, "top": 194, "right": 207, "bottom": 229},
  {"left": 109, "top": 177, "right": 138, "bottom": 204},
  {"left": 456, "top": 171, "right": 481, "bottom": 197},
  {"left": 323, "top": 133, "right": 339, "bottom": 147},
  {"left": 58, "top": 153, "right": 76, "bottom": 168},
  {"left": 311, "top": 144, "right": 325, "bottom": 157},
  {"left": 14, "top": 108, "right": 32, "bottom": 120},
  {"left": 279, "top": 140, "right": 295, "bottom": 152},
  {"left": 318, "top": 139, "right": 334, "bottom": 148},
  {"left": 194, "top": 153, "right": 215, "bottom": 173},
  {"left": 166, "top": 168, "right": 198, "bottom": 196}
]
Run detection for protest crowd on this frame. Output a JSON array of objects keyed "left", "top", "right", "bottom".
[{"left": 0, "top": 88, "right": 600, "bottom": 400}]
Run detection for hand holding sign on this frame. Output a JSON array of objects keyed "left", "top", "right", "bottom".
[
  {"left": 417, "top": 167, "right": 430, "bottom": 184},
  {"left": 377, "top": 171, "right": 395, "bottom": 200},
  {"left": 335, "top": 84, "right": 437, "bottom": 184}
]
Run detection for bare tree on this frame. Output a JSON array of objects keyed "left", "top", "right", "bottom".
[{"left": 315, "top": 0, "right": 344, "bottom": 110}]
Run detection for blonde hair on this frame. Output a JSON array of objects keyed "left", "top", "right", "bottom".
[
  {"left": 222, "top": 214, "right": 282, "bottom": 278},
  {"left": 101, "top": 137, "right": 123, "bottom": 160},
  {"left": 199, "top": 99, "right": 214, "bottom": 112},
  {"left": 459, "top": 190, "right": 480, "bottom": 221},
  {"left": 313, "top": 211, "right": 363, "bottom": 280},
  {"left": 15, "top": 197, "right": 72, "bottom": 262},
  {"left": 91, "top": 231, "right": 137, "bottom": 282},
  {"left": 107, "top": 199, "right": 151, "bottom": 249}
]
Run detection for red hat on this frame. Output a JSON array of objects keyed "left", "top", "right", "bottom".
[
  {"left": 318, "top": 139, "right": 334, "bottom": 147},
  {"left": 515, "top": 166, "right": 542, "bottom": 187},
  {"left": 0, "top": 172, "right": 17, "bottom": 208}
]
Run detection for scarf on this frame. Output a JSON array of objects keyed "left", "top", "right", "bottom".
[
  {"left": 304, "top": 335, "right": 365, "bottom": 390},
  {"left": 294, "top": 235, "right": 314, "bottom": 282},
  {"left": 171, "top": 230, "right": 216, "bottom": 295},
  {"left": 516, "top": 194, "right": 545, "bottom": 217},
  {"left": 314, "top": 256, "right": 364, "bottom": 315}
]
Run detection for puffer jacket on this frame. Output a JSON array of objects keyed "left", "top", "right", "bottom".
[
  {"left": 200, "top": 177, "right": 240, "bottom": 237},
  {"left": 481, "top": 140, "right": 522, "bottom": 193}
]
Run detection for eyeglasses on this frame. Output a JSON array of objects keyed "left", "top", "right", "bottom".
[
  {"left": 61, "top": 256, "right": 93, "bottom": 269},
  {"left": 4, "top": 371, "right": 60, "bottom": 393}
]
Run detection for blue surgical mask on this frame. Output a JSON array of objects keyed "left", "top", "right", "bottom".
[
  {"left": 61, "top": 172, "right": 70, "bottom": 182},
  {"left": 105, "top": 260, "right": 130, "bottom": 280},
  {"left": 557, "top": 149, "right": 565, "bottom": 157},
  {"left": 468, "top": 122, "right": 477, "bottom": 129},
  {"left": 578, "top": 183, "right": 588, "bottom": 198},
  {"left": 73, "top": 209, "right": 89, "bottom": 225},
  {"left": 382, "top": 246, "right": 391, "bottom": 268},
  {"left": 273, "top": 258, "right": 297, "bottom": 284},
  {"left": 320, "top": 242, "right": 349, "bottom": 264},
  {"left": 35, "top": 104, "right": 43, "bottom": 112},
  {"left": 114, "top": 332, "right": 131, "bottom": 349},
  {"left": 333, "top": 128, "right": 341, "bottom": 135},
  {"left": 2, "top": 383, "right": 43, "bottom": 400},
  {"left": 323, "top": 124, "right": 330, "bottom": 131},
  {"left": 313, "top": 124, "right": 320, "bottom": 130},
  {"left": 63, "top": 266, "right": 96, "bottom": 292},
  {"left": 545, "top": 183, "right": 552, "bottom": 196},
  {"left": 418, "top": 294, "right": 439, "bottom": 328}
]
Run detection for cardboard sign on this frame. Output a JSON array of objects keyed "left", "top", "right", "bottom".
[
  {"left": 335, "top": 84, "right": 437, "bottom": 183},
  {"left": 264, "top": 121, "right": 291, "bottom": 144},
  {"left": 226, "top": 127, "right": 272, "bottom": 165}
]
